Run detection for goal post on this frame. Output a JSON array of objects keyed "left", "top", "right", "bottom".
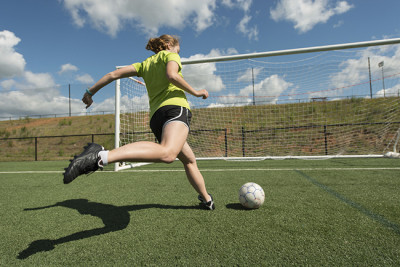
[
  {"left": 114, "top": 38, "right": 400, "bottom": 171},
  {"left": 114, "top": 77, "right": 152, "bottom": 171},
  {"left": 114, "top": 78, "right": 121, "bottom": 171}
]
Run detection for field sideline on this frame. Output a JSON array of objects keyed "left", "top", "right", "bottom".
[{"left": 0, "top": 158, "right": 399, "bottom": 266}]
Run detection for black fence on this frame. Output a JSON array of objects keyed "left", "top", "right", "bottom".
[
  {"left": 0, "top": 110, "right": 115, "bottom": 122},
  {"left": 1, "top": 120, "right": 398, "bottom": 162},
  {"left": 0, "top": 133, "right": 115, "bottom": 162}
]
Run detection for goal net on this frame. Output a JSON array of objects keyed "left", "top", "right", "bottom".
[{"left": 115, "top": 39, "right": 400, "bottom": 170}]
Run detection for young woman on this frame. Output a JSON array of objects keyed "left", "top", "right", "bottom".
[{"left": 63, "top": 35, "right": 214, "bottom": 210}]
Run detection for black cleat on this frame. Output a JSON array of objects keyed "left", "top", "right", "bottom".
[
  {"left": 63, "top": 143, "right": 104, "bottom": 184},
  {"left": 198, "top": 194, "right": 215, "bottom": 210}
]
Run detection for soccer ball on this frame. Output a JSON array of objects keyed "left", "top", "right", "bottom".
[{"left": 238, "top": 182, "right": 265, "bottom": 209}]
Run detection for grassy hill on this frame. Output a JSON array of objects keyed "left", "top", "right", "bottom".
[
  {"left": 0, "top": 115, "right": 115, "bottom": 161},
  {"left": 1, "top": 97, "right": 399, "bottom": 161},
  {"left": 0, "top": 115, "right": 115, "bottom": 138}
]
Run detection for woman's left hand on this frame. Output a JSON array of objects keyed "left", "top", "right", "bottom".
[{"left": 196, "top": 89, "right": 209, "bottom": 99}]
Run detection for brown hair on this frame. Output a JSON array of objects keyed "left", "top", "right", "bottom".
[{"left": 146, "top": 34, "right": 180, "bottom": 54}]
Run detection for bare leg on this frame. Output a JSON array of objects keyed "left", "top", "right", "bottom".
[
  {"left": 107, "top": 122, "right": 188, "bottom": 164},
  {"left": 106, "top": 121, "right": 211, "bottom": 202},
  {"left": 178, "top": 142, "right": 211, "bottom": 202}
]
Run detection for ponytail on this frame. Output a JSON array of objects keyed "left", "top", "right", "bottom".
[{"left": 146, "top": 34, "right": 180, "bottom": 54}]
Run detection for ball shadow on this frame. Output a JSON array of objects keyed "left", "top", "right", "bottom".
[{"left": 225, "top": 203, "right": 250, "bottom": 210}]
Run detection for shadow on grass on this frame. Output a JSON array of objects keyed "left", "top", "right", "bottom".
[
  {"left": 226, "top": 203, "right": 250, "bottom": 210},
  {"left": 17, "top": 199, "right": 201, "bottom": 260}
]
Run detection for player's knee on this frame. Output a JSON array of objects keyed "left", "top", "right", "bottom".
[
  {"left": 162, "top": 156, "right": 176, "bottom": 164},
  {"left": 160, "top": 149, "right": 178, "bottom": 164}
]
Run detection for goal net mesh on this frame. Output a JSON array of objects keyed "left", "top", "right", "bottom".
[{"left": 117, "top": 43, "right": 400, "bottom": 164}]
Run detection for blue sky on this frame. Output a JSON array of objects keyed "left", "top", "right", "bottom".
[{"left": 1, "top": 0, "right": 400, "bottom": 118}]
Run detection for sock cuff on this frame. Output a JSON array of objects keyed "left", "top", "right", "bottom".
[{"left": 98, "top": 150, "right": 109, "bottom": 166}]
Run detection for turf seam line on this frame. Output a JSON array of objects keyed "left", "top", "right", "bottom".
[{"left": 295, "top": 169, "right": 400, "bottom": 235}]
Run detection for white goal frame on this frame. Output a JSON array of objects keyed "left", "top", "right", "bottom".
[{"left": 114, "top": 38, "right": 400, "bottom": 171}]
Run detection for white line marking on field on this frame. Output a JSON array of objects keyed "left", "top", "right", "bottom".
[
  {"left": 116, "top": 167, "right": 400, "bottom": 172},
  {"left": 1, "top": 167, "right": 399, "bottom": 174},
  {"left": 0, "top": 171, "right": 64, "bottom": 174}
]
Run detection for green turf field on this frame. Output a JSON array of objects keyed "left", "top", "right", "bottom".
[{"left": 0, "top": 158, "right": 399, "bottom": 266}]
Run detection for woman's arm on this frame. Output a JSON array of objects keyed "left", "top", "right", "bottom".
[
  {"left": 165, "top": 61, "right": 208, "bottom": 99},
  {"left": 83, "top": 65, "right": 137, "bottom": 108}
]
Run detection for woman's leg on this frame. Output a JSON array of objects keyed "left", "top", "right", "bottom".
[
  {"left": 178, "top": 142, "right": 211, "bottom": 202},
  {"left": 107, "top": 120, "right": 211, "bottom": 202},
  {"left": 107, "top": 121, "right": 189, "bottom": 164}
]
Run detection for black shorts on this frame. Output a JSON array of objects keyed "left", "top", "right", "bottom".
[{"left": 150, "top": 105, "right": 192, "bottom": 142}]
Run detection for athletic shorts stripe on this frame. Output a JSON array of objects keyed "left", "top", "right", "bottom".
[{"left": 150, "top": 105, "right": 192, "bottom": 142}]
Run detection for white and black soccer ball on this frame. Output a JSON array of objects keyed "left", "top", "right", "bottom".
[{"left": 238, "top": 182, "right": 265, "bottom": 209}]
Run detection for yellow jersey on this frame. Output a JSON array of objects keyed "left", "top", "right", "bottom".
[{"left": 132, "top": 51, "right": 190, "bottom": 118}]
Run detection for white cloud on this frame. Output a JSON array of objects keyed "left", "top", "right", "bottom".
[
  {"left": 240, "top": 74, "right": 293, "bottom": 103},
  {"left": 236, "top": 67, "right": 262, "bottom": 83},
  {"left": 62, "top": 0, "right": 259, "bottom": 40},
  {"left": 307, "top": 44, "right": 400, "bottom": 100},
  {"left": 333, "top": 20, "right": 344, "bottom": 28},
  {"left": 0, "top": 65, "right": 86, "bottom": 117},
  {"left": 376, "top": 86, "right": 400, "bottom": 98},
  {"left": 0, "top": 90, "right": 86, "bottom": 118},
  {"left": 207, "top": 94, "right": 252, "bottom": 108},
  {"left": 0, "top": 30, "right": 26, "bottom": 79},
  {"left": 221, "top": 0, "right": 258, "bottom": 40},
  {"left": 0, "top": 30, "right": 86, "bottom": 117},
  {"left": 59, "top": 64, "right": 94, "bottom": 85},
  {"left": 270, "top": 0, "right": 353, "bottom": 33},
  {"left": 90, "top": 91, "right": 149, "bottom": 114},
  {"left": 237, "top": 14, "right": 258, "bottom": 41},
  {"left": 182, "top": 48, "right": 238, "bottom": 93},
  {"left": 222, "top": 0, "right": 252, "bottom": 11},
  {"left": 59, "top": 63, "right": 79, "bottom": 74},
  {"left": 0, "top": 31, "right": 57, "bottom": 92},
  {"left": 334, "top": 1, "right": 353, "bottom": 13},
  {"left": 330, "top": 45, "right": 400, "bottom": 89},
  {"left": 88, "top": 95, "right": 116, "bottom": 113},
  {"left": 22, "top": 71, "right": 56, "bottom": 90},
  {"left": 1, "top": 71, "right": 65, "bottom": 114},
  {"left": 62, "top": 0, "right": 217, "bottom": 37},
  {"left": 76, "top": 73, "right": 94, "bottom": 84},
  {"left": 0, "top": 79, "right": 16, "bottom": 91}
]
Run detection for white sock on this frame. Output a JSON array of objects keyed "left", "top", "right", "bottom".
[{"left": 98, "top": 150, "right": 109, "bottom": 166}]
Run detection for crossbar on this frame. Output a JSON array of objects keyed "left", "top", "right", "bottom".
[{"left": 181, "top": 38, "right": 400, "bottom": 65}]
